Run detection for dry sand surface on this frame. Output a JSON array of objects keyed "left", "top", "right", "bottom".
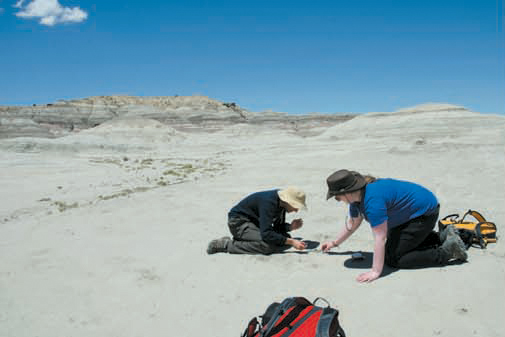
[{"left": 1, "top": 106, "right": 504, "bottom": 336}]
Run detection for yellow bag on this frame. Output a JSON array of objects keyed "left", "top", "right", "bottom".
[{"left": 438, "top": 209, "right": 497, "bottom": 249}]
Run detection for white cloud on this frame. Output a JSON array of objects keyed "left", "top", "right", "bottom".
[
  {"left": 15, "top": 0, "right": 88, "bottom": 26},
  {"left": 14, "top": 0, "right": 26, "bottom": 8}
]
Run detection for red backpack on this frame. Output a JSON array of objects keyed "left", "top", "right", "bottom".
[{"left": 241, "top": 297, "right": 346, "bottom": 337}]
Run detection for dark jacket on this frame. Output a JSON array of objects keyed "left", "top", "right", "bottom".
[{"left": 228, "top": 189, "right": 290, "bottom": 245}]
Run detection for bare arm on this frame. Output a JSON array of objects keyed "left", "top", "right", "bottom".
[
  {"left": 356, "top": 220, "right": 388, "bottom": 283},
  {"left": 321, "top": 215, "right": 363, "bottom": 252}
]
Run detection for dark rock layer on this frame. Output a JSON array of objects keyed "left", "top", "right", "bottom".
[{"left": 0, "top": 95, "right": 355, "bottom": 139}]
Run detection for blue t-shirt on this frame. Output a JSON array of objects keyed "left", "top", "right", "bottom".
[{"left": 349, "top": 178, "right": 438, "bottom": 228}]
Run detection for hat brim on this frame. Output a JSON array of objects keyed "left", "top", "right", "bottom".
[
  {"left": 326, "top": 174, "right": 367, "bottom": 200},
  {"left": 289, "top": 201, "right": 307, "bottom": 210},
  {"left": 278, "top": 190, "right": 307, "bottom": 210},
  {"left": 281, "top": 198, "right": 307, "bottom": 210}
]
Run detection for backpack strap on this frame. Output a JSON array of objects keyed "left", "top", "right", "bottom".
[
  {"left": 277, "top": 307, "right": 320, "bottom": 337},
  {"left": 474, "top": 221, "right": 497, "bottom": 248},
  {"left": 316, "top": 307, "right": 346, "bottom": 337},
  {"left": 313, "top": 297, "right": 331, "bottom": 307},
  {"left": 242, "top": 317, "right": 260, "bottom": 337},
  {"left": 261, "top": 297, "right": 309, "bottom": 337},
  {"left": 438, "top": 213, "right": 460, "bottom": 233},
  {"left": 260, "top": 298, "right": 292, "bottom": 337},
  {"left": 313, "top": 298, "right": 346, "bottom": 337},
  {"left": 441, "top": 213, "right": 460, "bottom": 222},
  {"left": 473, "top": 222, "right": 486, "bottom": 248},
  {"left": 261, "top": 302, "right": 280, "bottom": 326},
  {"left": 460, "top": 209, "right": 487, "bottom": 223}
]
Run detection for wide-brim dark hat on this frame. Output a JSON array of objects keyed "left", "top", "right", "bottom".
[{"left": 326, "top": 169, "right": 366, "bottom": 200}]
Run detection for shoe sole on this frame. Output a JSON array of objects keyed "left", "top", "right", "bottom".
[
  {"left": 207, "top": 237, "right": 231, "bottom": 254},
  {"left": 445, "top": 236, "right": 468, "bottom": 261}
]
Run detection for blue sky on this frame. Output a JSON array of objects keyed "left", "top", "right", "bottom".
[{"left": 1, "top": 0, "right": 504, "bottom": 114}]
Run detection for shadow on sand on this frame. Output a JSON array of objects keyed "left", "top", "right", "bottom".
[
  {"left": 326, "top": 250, "right": 398, "bottom": 278},
  {"left": 330, "top": 250, "right": 466, "bottom": 279},
  {"left": 279, "top": 239, "right": 321, "bottom": 254},
  {"left": 282, "top": 240, "right": 466, "bottom": 279}
]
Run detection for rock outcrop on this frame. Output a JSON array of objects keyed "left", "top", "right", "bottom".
[
  {"left": 0, "top": 96, "right": 247, "bottom": 138},
  {"left": 0, "top": 95, "right": 354, "bottom": 138}
]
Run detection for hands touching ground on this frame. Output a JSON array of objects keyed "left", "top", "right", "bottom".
[
  {"left": 321, "top": 240, "right": 336, "bottom": 252},
  {"left": 320, "top": 241, "right": 381, "bottom": 283},
  {"left": 356, "top": 270, "right": 380, "bottom": 283},
  {"left": 286, "top": 237, "right": 306, "bottom": 250},
  {"left": 286, "top": 219, "right": 306, "bottom": 250}
]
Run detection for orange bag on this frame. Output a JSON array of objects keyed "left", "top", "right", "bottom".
[{"left": 439, "top": 209, "right": 497, "bottom": 248}]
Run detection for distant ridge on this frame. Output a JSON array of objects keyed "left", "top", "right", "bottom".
[
  {"left": 395, "top": 103, "right": 469, "bottom": 113},
  {"left": 60, "top": 95, "right": 250, "bottom": 117},
  {"left": 0, "top": 95, "right": 354, "bottom": 139}
]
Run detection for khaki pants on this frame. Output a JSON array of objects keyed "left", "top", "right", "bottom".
[{"left": 227, "top": 216, "right": 289, "bottom": 255}]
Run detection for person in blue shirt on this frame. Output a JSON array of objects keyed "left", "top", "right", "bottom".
[
  {"left": 207, "top": 186, "right": 308, "bottom": 254},
  {"left": 321, "top": 169, "right": 467, "bottom": 283}
]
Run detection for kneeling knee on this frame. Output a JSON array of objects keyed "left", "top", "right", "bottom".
[{"left": 385, "top": 254, "right": 400, "bottom": 268}]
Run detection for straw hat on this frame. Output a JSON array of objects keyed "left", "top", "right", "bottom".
[
  {"left": 326, "top": 169, "right": 366, "bottom": 200},
  {"left": 278, "top": 186, "right": 307, "bottom": 210}
]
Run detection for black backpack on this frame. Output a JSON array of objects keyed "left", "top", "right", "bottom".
[{"left": 241, "top": 296, "right": 346, "bottom": 337}]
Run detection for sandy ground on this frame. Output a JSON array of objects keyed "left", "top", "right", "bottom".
[{"left": 1, "top": 109, "right": 504, "bottom": 336}]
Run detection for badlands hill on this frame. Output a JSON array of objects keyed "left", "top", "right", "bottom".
[{"left": 0, "top": 95, "right": 353, "bottom": 139}]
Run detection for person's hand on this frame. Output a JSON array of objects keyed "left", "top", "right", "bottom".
[
  {"left": 290, "top": 218, "right": 303, "bottom": 231},
  {"left": 291, "top": 239, "right": 307, "bottom": 250},
  {"left": 321, "top": 241, "right": 336, "bottom": 253},
  {"left": 356, "top": 270, "right": 381, "bottom": 283}
]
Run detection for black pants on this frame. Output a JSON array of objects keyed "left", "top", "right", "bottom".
[
  {"left": 226, "top": 216, "right": 289, "bottom": 255},
  {"left": 385, "top": 206, "right": 446, "bottom": 269}
]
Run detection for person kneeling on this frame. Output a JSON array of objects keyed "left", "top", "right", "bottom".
[
  {"left": 321, "top": 169, "right": 467, "bottom": 283},
  {"left": 207, "top": 187, "right": 307, "bottom": 255}
]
